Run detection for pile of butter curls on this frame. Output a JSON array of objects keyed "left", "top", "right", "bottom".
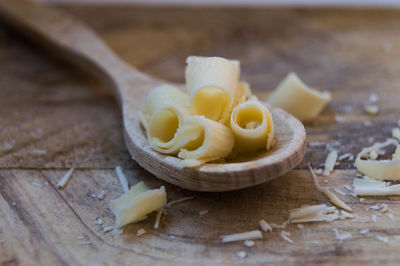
[
  {"left": 139, "top": 56, "right": 275, "bottom": 167},
  {"left": 139, "top": 56, "right": 331, "bottom": 167}
]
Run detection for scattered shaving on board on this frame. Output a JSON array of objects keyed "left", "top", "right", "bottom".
[
  {"left": 280, "top": 232, "right": 294, "bottom": 243},
  {"left": 333, "top": 188, "right": 346, "bottom": 196},
  {"left": 308, "top": 163, "right": 352, "bottom": 212},
  {"left": 199, "top": 210, "right": 209, "bottom": 216},
  {"left": 115, "top": 166, "right": 129, "bottom": 193},
  {"left": 323, "top": 150, "right": 338, "bottom": 176},
  {"left": 376, "top": 236, "right": 389, "bottom": 243},
  {"left": 259, "top": 219, "right": 273, "bottom": 232},
  {"left": 137, "top": 229, "right": 146, "bottom": 237},
  {"left": 236, "top": 251, "right": 246, "bottom": 259},
  {"left": 353, "top": 177, "right": 400, "bottom": 196},
  {"left": 289, "top": 204, "right": 337, "bottom": 223},
  {"left": 339, "top": 153, "right": 354, "bottom": 161},
  {"left": 392, "top": 128, "right": 400, "bottom": 141},
  {"left": 78, "top": 241, "right": 92, "bottom": 245},
  {"left": 308, "top": 142, "right": 326, "bottom": 147},
  {"left": 221, "top": 230, "right": 263, "bottom": 243},
  {"left": 31, "top": 181, "right": 42, "bottom": 188},
  {"left": 28, "top": 149, "right": 47, "bottom": 155},
  {"left": 56, "top": 168, "right": 74, "bottom": 189},
  {"left": 332, "top": 228, "right": 352, "bottom": 241},
  {"left": 244, "top": 240, "right": 255, "bottom": 247},
  {"left": 364, "top": 104, "right": 379, "bottom": 115},
  {"left": 97, "top": 190, "right": 106, "bottom": 200},
  {"left": 166, "top": 196, "right": 194, "bottom": 207},
  {"left": 102, "top": 226, "right": 113, "bottom": 233},
  {"left": 154, "top": 208, "right": 163, "bottom": 229},
  {"left": 363, "top": 121, "right": 373, "bottom": 127}
]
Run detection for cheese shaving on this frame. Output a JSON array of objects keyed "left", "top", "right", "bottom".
[
  {"left": 102, "top": 226, "right": 113, "bottom": 233},
  {"left": 339, "top": 210, "right": 354, "bottom": 219},
  {"left": 353, "top": 177, "right": 400, "bottom": 196},
  {"left": 267, "top": 72, "right": 331, "bottom": 121},
  {"left": 392, "top": 128, "right": 400, "bottom": 141},
  {"left": 289, "top": 204, "right": 338, "bottom": 223},
  {"left": 363, "top": 121, "right": 373, "bottom": 127},
  {"left": 56, "top": 168, "right": 74, "bottom": 189},
  {"left": 78, "top": 241, "right": 92, "bottom": 245},
  {"left": 339, "top": 153, "right": 354, "bottom": 161},
  {"left": 367, "top": 203, "right": 390, "bottom": 213},
  {"left": 137, "top": 229, "right": 146, "bottom": 237},
  {"left": 387, "top": 213, "right": 395, "bottom": 220},
  {"left": 270, "top": 220, "right": 289, "bottom": 229},
  {"left": 371, "top": 214, "right": 378, "bottom": 222},
  {"left": 221, "top": 230, "right": 263, "bottom": 243},
  {"left": 333, "top": 188, "right": 346, "bottom": 196},
  {"left": 230, "top": 100, "right": 275, "bottom": 152},
  {"left": 315, "top": 168, "right": 323, "bottom": 175},
  {"left": 369, "top": 93, "right": 379, "bottom": 103},
  {"left": 115, "top": 166, "right": 129, "bottom": 193},
  {"left": 236, "top": 251, "right": 246, "bottom": 259},
  {"left": 185, "top": 56, "right": 239, "bottom": 123},
  {"left": 394, "top": 145, "right": 400, "bottom": 159},
  {"left": 97, "top": 190, "right": 106, "bottom": 200},
  {"left": 166, "top": 196, "right": 194, "bottom": 207},
  {"left": 1, "top": 140, "right": 15, "bottom": 151},
  {"left": 259, "top": 219, "right": 272, "bottom": 232},
  {"left": 244, "top": 240, "right": 255, "bottom": 247},
  {"left": 308, "top": 164, "right": 352, "bottom": 212},
  {"left": 28, "top": 149, "right": 47, "bottom": 155},
  {"left": 332, "top": 228, "right": 352, "bottom": 241},
  {"left": 31, "top": 181, "right": 42, "bottom": 188},
  {"left": 280, "top": 232, "right": 294, "bottom": 243},
  {"left": 323, "top": 150, "right": 338, "bottom": 176},
  {"left": 344, "top": 184, "right": 353, "bottom": 192},
  {"left": 177, "top": 116, "right": 234, "bottom": 166},
  {"left": 308, "top": 142, "right": 326, "bottom": 147},
  {"left": 359, "top": 229, "right": 369, "bottom": 235},
  {"left": 355, "top": 139, "right": 400, "bottom": 180},
  {"left": 199, "top": 210, "right": 209, "bottom": 216},
  {"left": 322, "top": 190, "right": 352, "bottom": 212},
  {"left": 376, "top": 236, "right": 389, "bottom": 243},
  {"left": 110, "top": 182, "right": 166, "bottom": 228},
  {"left": 364, "top": 104, "right": 379, "bottom": 115},
  {"left": 154, "top": 208, "right": 163, "bottom": 229}
]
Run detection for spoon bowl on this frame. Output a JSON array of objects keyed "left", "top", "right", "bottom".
[{"left": 0, "top": 0, "right": 306, "bottom": 191}]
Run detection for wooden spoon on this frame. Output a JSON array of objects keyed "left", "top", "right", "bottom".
[{"left": 0, "top": 1, "right": 306, "bottom": 192}]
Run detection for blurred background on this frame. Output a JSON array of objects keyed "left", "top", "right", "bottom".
[{"left": 36, "top": 0, "right": 400, "bottom": 7}]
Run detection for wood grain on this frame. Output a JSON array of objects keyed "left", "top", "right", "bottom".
[{"left": 0, "top": 4, "right": 400, "bottom": 265}]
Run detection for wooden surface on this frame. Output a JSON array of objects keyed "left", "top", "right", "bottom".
[{"left": 1, "top": 5, "right": 400, "bottom": 265}]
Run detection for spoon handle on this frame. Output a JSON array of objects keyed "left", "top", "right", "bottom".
[{"left": 0, "top": 0, "right": 152, "bottom": 103}]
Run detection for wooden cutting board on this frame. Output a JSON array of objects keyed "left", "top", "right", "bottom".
[{"left": 1, "top": 6, "right": 400, "bottom": 265}]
